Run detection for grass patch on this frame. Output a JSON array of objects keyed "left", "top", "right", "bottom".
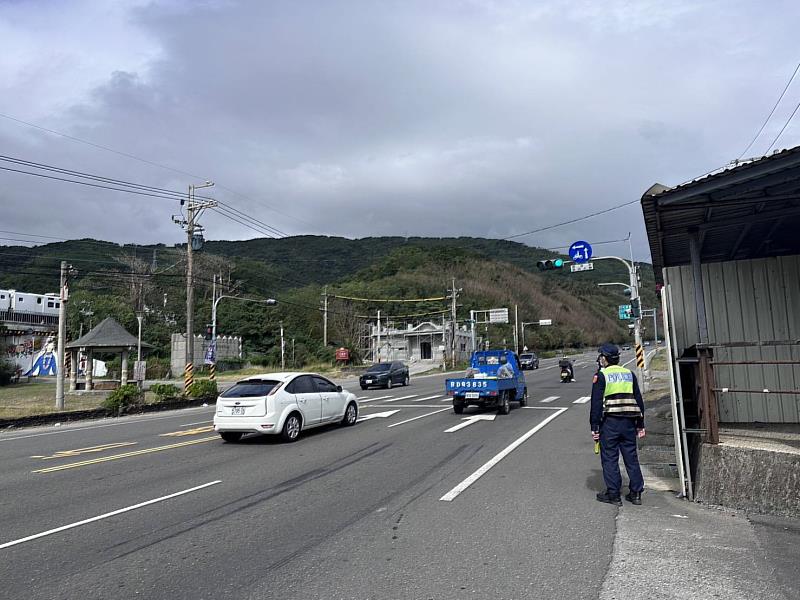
[{"left": 0, "top": 380, "right": 169, "bottom": 419}]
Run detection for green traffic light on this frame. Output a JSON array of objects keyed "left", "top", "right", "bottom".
[{"left": 554, "top": 259, "right": 563, "bottom": 268}]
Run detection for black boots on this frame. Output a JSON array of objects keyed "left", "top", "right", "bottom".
[
  {"left": 596, "top": 491, "right": 623, "bottom": 506},
  {"left": 625, "top": 491, "right": 642, "bottom": 505}
]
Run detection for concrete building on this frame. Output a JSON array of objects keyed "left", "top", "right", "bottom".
[{"left": 369, "top": 321, "right": 472, "bottom": 364}]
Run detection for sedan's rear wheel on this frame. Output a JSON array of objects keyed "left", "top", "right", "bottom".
[
  {"left": 341, "top": 402, "right": 358, "bottom": 426},
  {"left": 219, "top": 431, "right": 243, "bottom": 443},
  {"left": 281, "top": 413, "right": 302, "bottom": 442}
]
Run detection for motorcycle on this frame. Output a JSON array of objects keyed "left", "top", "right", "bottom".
[{"left": 560, "top": 366, "right": 574, "bottom": 383}]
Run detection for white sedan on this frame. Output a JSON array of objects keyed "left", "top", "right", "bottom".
[{"left": 213, "top": 372, "right": 359, "bottom": 442}]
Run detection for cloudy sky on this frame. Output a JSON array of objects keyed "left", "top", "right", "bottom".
[{"left": 1, "top": 0, "right": 799, "bottom": 261}]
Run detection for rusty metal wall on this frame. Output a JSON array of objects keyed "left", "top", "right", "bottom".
[{"left": 664, "top": 255, "right": 800, "bottom": 423}]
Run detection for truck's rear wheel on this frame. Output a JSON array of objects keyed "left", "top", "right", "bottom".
[
  {"left": 519, "top": 388, "right": 528, "bottom": 407},
  {"left": 498, "top": 392, "right": 510, "bottom": 415},
  {"left": 453, "top": 399, "right": 465, "bottom": 414}
]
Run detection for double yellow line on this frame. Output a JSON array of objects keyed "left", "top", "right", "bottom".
[{"left": 32, "top": 437, "right": 218, "bottom": 474}]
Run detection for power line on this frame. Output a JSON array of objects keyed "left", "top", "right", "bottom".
[
  {"left": 765, "top": 99, "right": 800, "bottom": 154},
  {"left": 502, "top": 199, "right": 640, "bottom": 241},
  {"left": 0, "top": 111, "right": 316, "bottom": 229},
  {"left": 738, "top": 61, "right": 800, "bottom": 159}
]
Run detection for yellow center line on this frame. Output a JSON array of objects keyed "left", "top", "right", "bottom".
[
  {"left": 160, "top": 425, "right": 215, "bottom": 437},
  {"left": 33, "top": 442, "right": 138, "bottom": 460},
  {"left": 32, "top": 437, "right": 219, "bottom": 474}
]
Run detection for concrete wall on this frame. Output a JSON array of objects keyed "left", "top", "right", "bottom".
[
  {"left": 170, "top": 334, "right": 242, "bottom": 377},
  {"left": 665, "top": 255, "right": 800, "bottom": 423},
  {"left": 695, "top": 442, "right": 800, "bottom": 518}
]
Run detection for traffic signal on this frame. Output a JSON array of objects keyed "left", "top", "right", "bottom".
[
  {"left": 630, "top": 297, "right": 641, "bottom": 318},
  {"left": 623, "top": 288, "right": 632, "bottom": 297},
  {"left": 536, "top": 258, "right": 565, "bottom": 271},
  {"left": 205, "top": 324, "right": 213, "bottom": 340}
]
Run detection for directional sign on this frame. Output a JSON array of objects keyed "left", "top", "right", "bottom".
[
  {"left": 444, "top": 414, "right": 496, "bottom": 433},
  {"left": 488, "top": 308, "right": 509, "bottom": 324},
  {"left": 570, "top": 262, "right": 594, "bottom": 272},
  {"left": 357, "top": 410, "right": 400, "bottom": 422},
  {"left": 618, "top": 304, "right": 632, "bottom": 320},
  {"left": 568, "top": 241, "right": 593, "bottom": 264}
]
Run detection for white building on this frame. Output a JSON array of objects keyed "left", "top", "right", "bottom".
[{"left": 369, "top": 321, "right": 472, "bottom": 364}]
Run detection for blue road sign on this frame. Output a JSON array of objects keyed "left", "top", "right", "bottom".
[
  {"left": 569, "top": 241, "right": 593, "bottom": 264},
  {"left": 618, "top": 304, "right": 632, "bottom": 320}
]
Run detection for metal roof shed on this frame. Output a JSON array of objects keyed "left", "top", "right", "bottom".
[{"left": 641, "top": 148, "right": 800, "bottom": 430}]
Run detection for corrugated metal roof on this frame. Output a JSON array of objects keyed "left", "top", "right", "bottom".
[{"left": 642, "top": 146, "right": 800, "bottom": 282}]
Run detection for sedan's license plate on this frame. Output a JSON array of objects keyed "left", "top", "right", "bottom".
[
  {"left": 465, "top": 392, "right": 480, "bottom": 399},
  {"left": 231, "top": 407, "right": 246, "bottom": 416},
  {"left": 365, "top": 379, "right": 373, "bottom": 384}
]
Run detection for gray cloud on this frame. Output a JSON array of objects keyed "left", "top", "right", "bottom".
[{"left": 2, "top": 0, "right": 799, "bottom": 261}]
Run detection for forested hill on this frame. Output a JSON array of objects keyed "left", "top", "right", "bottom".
[{"left": 0, "top": 236, "right": 656, "bottom": 363}]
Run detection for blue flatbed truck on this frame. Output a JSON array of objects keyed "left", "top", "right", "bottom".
[{"left": 445, "top": 350, "right": 528, "bottom": 415}]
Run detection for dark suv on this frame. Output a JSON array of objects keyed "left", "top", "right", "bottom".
[
  {"left": 359, "top": 362, "right": 410, "bottom": 390},
  {"left": 519, "top": 352, "right": 539, "bottom": 370}
]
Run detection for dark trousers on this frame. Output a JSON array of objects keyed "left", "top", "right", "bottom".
[{"left": 600, "top": 416, "right": 644, "bottom": 496}]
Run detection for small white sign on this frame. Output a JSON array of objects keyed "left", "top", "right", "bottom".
[
  {"left": 538, "top": 319, "right": 552, "bottom": 326},
  {"left": 488, "top": 308, "right": 509, "bottom": 323},
  {"left": 134, "top": 361, "right": 146, "bottom": 381},
  {"left": 570, "top": 262, "right": 594, "bottom": 272}
]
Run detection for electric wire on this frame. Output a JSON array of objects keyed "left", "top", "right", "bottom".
[
  {"left": 738, "top": 61, "right": 800, "bottom": 160},
  {"left": 765, "top": 99, "right": 800, "bottom": 154}
]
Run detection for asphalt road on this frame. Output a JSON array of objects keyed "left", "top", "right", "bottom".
[{"left": 1, "top": 351, "right": 621, "bottom": 600}]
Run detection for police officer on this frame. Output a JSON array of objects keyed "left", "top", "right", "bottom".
[{"left": 590, "top": 343, "right": 646, "bottom": 506}]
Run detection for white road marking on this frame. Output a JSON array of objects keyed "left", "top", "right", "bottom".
[
  {"left": 440, "top": 408, "right": 569, "bottom": 501},
  {"left": 573, "top": 396, "right": 591, "bottom": 404},
  {"left": 539, "top": 396, "right": 559, "bottom": 403},
  {"left": 0, "top": 408, "right": 215, "bottom": 442},
  {"left": 357, "top": 410, "right": 401, "bottom": 422},
  {"left": 0, "top": 481, "right": 221, "bottom": 550},
  {"left": 180, "top": 420, "right": 212, "bottom": 427},
  {"left": 543, "top": 365, "right": 557, "bottom": 370},
  {"left": 444, "top": 414, "right": 496, "bottom": 433},
  {"left": 370, "top": 404, "right": 442, "bottom": 408},
  {"left": 382, "top": 394, "right": 418, "bottom": 402},
  {"left": 358, "top": 395, "right": 393, "bottom": 403},
  {"left": 387, "top": 408, "right": 451, "bottom": 428},
  {"left": 412, "top": 395, "right": 443, "bottom": 402}
]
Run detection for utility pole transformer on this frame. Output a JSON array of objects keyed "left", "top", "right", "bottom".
[{"left": 174, "top": 181, "right": 215, "bottom": 391}]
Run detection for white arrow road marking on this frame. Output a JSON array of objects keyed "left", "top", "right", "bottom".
[
  {"left": 387, "top": 408, "right": 451, "bottom": 428},
  {"left": 539, "top": 396, "right": 559, "bottom": 403},
  {"left": 444, "top": 414, "right": 496, "bottom": 433},
  {"left": 412, "top": 394, "right": 443, "bottom": 402},
  {"left": 573, "top": 396, "right": 591, "bottom": 404},
  {"left": 357, "top": 410, "right": 401, "bottom": 422},
  {"left": 358, "top": 395, "right": 393, "bottom": 403},
  {"left": 0, "top": 481, "right": 221, "bottom": 550},
  {"left": 382, "top": 394, "right": 418, "bottom": 402},
  {"left": 440, "top": 407, "right": 569, "bottom": 502}
]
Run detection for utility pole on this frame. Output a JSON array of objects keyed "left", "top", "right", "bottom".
[
  {"left": 470, "top": 310, "right": 476, "bottom": 353},
  {"left": 376, "top": 309, "right": 381, "bottom": 363},
  {"left": 280, "top": 322, "right": 285, "bottom": 370},
  {"left": 514, "top": 305, "right": 519, "bottom": 354},
  {"left": 174, "top": 181, "right": 215, "bottom": 391},
  {"left": 55, "top": 261, "right": 71, "bottom": 410},
  {"left": 322, "top": 285, "right": 328, "bottom": 348},
  {"left": 448, "top": 278, "right": 461, "bottom": 368}
]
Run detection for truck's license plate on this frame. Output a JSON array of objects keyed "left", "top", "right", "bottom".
[{"left": 465, "top": 392, "right": 480, "bottom": 399}]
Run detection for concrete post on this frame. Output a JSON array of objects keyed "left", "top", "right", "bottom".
[
  {"left": 69, "top": 349, "right": 78, "bottom": 392},
  {"left": 86, "top": 349, "right": 94, "bottom": 390},
  {"left": 121, "top": 349, "right": 129, "bottom": 386}
]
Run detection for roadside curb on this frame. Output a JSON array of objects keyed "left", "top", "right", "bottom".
[{"left": 0, "top": 396, "right": 212, "bottom": 431}]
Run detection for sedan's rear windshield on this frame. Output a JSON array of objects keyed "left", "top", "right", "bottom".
[
  {"left": 366, "top": 364, "right": 391, "bottom": 373},
  {"left": 221, "top": 380, "right": 281, "bottom": 398},
  {"left": 520, "top": 354, "right": 533, "bottom": 359}
]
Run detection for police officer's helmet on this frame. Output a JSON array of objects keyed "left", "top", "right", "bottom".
[{"left": 598, "top": 343, "right": 620, "bottom": 359}]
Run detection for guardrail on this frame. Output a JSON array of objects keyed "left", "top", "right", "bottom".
[{"left": 0, "top": 309, "right": 59, "bottom": 327}]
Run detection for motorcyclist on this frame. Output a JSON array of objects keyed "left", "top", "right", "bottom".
[{"left": 558, "top": 356, "right": 574, "bottom": 382}]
